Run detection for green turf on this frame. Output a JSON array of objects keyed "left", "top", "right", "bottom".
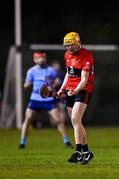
[{"left": 0, "top": 127, "right": 119, "bottom": 178}]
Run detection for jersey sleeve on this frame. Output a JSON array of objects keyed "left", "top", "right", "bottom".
[
  {"left": 81, "top": 51, "right": 94, "bottom": 72},
  {"left": 25, "top": 69, "right": 33, "bottom": 83}
]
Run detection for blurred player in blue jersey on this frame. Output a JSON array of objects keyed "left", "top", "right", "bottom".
[{"left": 19, "top": 52, "right": 73, "bottom": 149}]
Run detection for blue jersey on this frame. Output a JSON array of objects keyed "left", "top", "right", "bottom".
[{"left": 25, "top": 65, "right": 57, "bottom": 102}]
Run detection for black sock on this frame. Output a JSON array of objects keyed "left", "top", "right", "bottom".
[
  {"left": 76, "top": 144, "right": 82, "bottom": 153},
  {"left": 82, "top": 144, "right": 89, "bottom": 153}
]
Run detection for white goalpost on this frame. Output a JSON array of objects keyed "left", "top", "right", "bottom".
[
  {"left": 0, "top": 0, "right": 23, "bottom": 129},
  {"left": 0, "top": 46, "right": 22, "bottom": 129},
  {"left": 30, "top": 44, "right": 118, "bottom": 51}
]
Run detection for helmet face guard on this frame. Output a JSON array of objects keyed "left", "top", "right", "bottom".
[{"left": 64, "top": 44, "right": 79, "bottom": 54}]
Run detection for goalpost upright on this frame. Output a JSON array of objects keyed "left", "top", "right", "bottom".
[{"left": 14, "top": 0, "right": 22, "bottom": 129}]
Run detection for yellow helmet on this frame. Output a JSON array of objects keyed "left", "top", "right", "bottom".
[{"left": 63, "top": 32, "right": 81, "bottom": 46}]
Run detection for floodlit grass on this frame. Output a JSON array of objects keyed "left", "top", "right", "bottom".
[{"left": 0, "top": 127, "right": 119, "bottom": 178}]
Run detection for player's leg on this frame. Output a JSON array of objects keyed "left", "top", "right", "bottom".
[
  {"left": 19, "top": 108, "right": 36, "bottom": 149},
  {"left": 67, "top": 106, "right": 72, "bottom": 119},
  {"left": 66, "top": 90, "right": 94, "bottom": 164},
  {"left": 57, "top": 101, "right": 66, "bottom": 123},
  {"left": 56, "top": 101, "right": 73, "bottom": 147},
  {"left": 71, "top": 102, "right": 87, "bottom": 145},
  {"left": 67, "top": 102, "right": 86, "bottom": 163},
  {"left": 48, "top": 108, "right": 74, "bottom": 148},
  {"left": 68, "top": 102, "right": 94, "bottom": 164}
]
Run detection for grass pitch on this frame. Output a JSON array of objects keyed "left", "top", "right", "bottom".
[{"left": 0, "top": 127, "right": 119, "bottom": 179}]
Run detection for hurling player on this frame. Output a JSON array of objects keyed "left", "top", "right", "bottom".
[
  {"left": 57, "top": 32, "right": 95, "bottom": 165},
  {"left": 19, "top": 52, "right": 73, "bottom": 149}
]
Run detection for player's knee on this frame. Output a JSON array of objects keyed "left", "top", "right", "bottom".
[
  {"left": 71, "top": 116, "right": 81, "bottom": 126},
  {"left": 55, "top": 120, "right": 62, "bottom": 126}
]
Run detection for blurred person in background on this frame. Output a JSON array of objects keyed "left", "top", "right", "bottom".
[
  {"left": 51, "top": 60, "right": 67, "bottom": 127},
  {"left": 19, "top": 52, "right": 73, "bottom": 149},
  {"left": 57, "top": 32, "right": 95, "bottom": 165}
]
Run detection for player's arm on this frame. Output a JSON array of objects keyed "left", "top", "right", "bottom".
[
  {"left": 59, "top": 72, "right": 68, "bottom": 91},
  {"left": 68, "top": 71, "right": 89, "bottom": 96},
  {"left": 24, "top": 80, "right": 32, "bottom": 89},
  {"left": 24, "top": 69, "right": 33, "bottom": 89},
  {"left": 75, "top": 70, "right": 89, "bottom": 92},
  {"left": 57, "top": 72, "right": 68, "bottom": 97},
  {"left": 74, "top": 54, "right": 94, "bottom": 94}
]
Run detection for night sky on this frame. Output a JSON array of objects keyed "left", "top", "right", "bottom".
[
  {"left": 0, "top": 1, "right": 119, "bottom": 45},
  {"left": 0, "top": 0, "right": 119, "bottom": 94}
]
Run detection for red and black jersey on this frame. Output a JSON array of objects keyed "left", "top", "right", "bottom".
[{"left": 64, "top": 47, "right": 94, "bottom": 92}]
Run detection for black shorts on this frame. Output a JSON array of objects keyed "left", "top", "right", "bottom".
[{"left": 66, "top": 90, "right": 92, "bottom": 108}]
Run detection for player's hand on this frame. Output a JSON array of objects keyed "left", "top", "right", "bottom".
[
  {"left": 67, "top": 89, "right": 78, "bottom": 96},
  {"left": 57, "top": 89, "right": 64, "bottom": 98}
]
